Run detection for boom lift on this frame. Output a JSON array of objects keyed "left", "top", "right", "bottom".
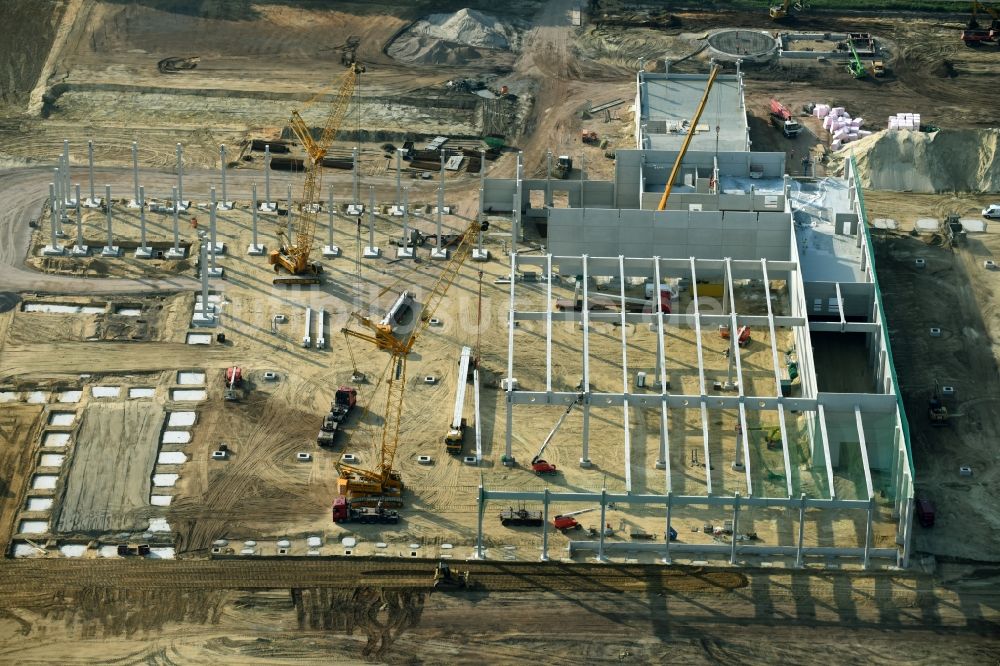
[
  {"left": 269, "top": 62, "right": 363, "bottom": 285},
  {"left": 338, "top": 217, "right": 488, "bottom": 505},
  {"left": 657, "top": 65, "right": 720, "bottom": 211},
  {"left": 530, "top": 394, "right": 584, "bottom": 474},
  {"left": 847, "top": 42, "right": 868, "bottom": 78},
  {"left": 552, "top": 507, "right": 596, "bottom": 531}
]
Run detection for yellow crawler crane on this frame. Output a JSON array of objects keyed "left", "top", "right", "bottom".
[
  {"left": 337, "top": 217, "right": 487, "bottom": 505},
  {"left": 657, "top": 65, "right": 720, "bottom": 211},
  {"left": 269, "top": 62, "right": 363, "bottom": 284}
]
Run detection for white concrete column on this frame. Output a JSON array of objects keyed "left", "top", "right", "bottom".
[
  {"left": 42, "top": 183, "right": 64, "bottom": 256},
  {"left": 472, "top": 187, "right": 489, "bottom": 261},
  {"left": 101, "top": 184, "right": 119, "bottom": 257},
  {"left": 363, "top": 186, "right": 380, "bottom": 258},
  {"left": 540, "top": 488, "right": 550, "bottom": 561},
  {"left": 193, "top": 233, "right": 216, "bottom": 327},
  {"left": 795, "top": 493, "right": 807, "bottom": 568},
  {"left": 397, "top": 187, "right": 413, "bottom": 259},
  {"left": 129, "top": 141, "right": 140, "bottom": 208},
  {"left": 261, "top": 145, "right": 275, "bottom": 212},
  {"left": 86, "top": 140, "right": 96, "bottom": 205},
  {"left": 175, "top": 143, "right": 184, "bottom": 210},
  {"left": 247, "top": 182, "right": 264, "bottom": 256},
  {"left": 166, "top": 186, "right": 185, "bottom": 259},
  {"left": 303, "top": 306, "right": 313, "bottom": 348},
  {"left": 546, "top": 150, "right": 553, "bottom": 206},
  {"left": 393, "top": 150, "right": 402, "bottom": 215},
  {"left": 135, "top": 185, "right": 152, "bottom": 258},
  {"left": 208, "top": 187, "right": 223, "bottom": 276},
  {"left": 661, "top": 491, "right": 673, "bottom": 564},
  {"left": 218, "top": 144, "right": 232, "bottom": 209},
  {"left": 71, "top": 183, "right": 87, "bottom": 256},
  {"left": 322, "top": 185, "right": 339, "bottom": 257},
  {"left": 52, "top": 168, "right": 64, "bottom": 234},
  {"left": 352, "top": 147, "right": 360, "bottom": 204}
]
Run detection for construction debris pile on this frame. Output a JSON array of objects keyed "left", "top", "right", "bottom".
[
  {"left": 813, "top": 104, "right": 872, "bottom": 150},
  {"left": 840, "top": 128, "right": 1000, "bottom": 193}
]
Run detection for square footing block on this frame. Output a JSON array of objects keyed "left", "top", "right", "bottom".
[
  {"left": 42, "top": 245, "right": 65, "bottom": 256},
  {"left": 347, "top": 204, "right": 364, "bottom": 216},
  {"left": 191, "top": 312, "right": 217, "bottom": 327},
  {"left": 134, "top": 246, "right": 154, "bottom": 259},
  {"left": 127, "top": 200, "right": 142, "bottom": 209},
  {"left": 363, "top": 247, "right": 381, "bottom": 259},
  {"left": 210, "top": 242, "right": 226, "bottom": 255},
  {"left": 396, "top": 247, "right": 414, "bottom": 259},
  {"left": 472, "top": 249, "right": 491, "bottom": 261},
  {"left": 246, "top": 244, "right": 265, "bottom": 256},
  {"left": 217, "top": 202, "right": 234, "bottom": 211},
  {"left": 655, "top": 460, "right": 667, "bottom": 470},
  {"left": 258, "top": 203, "right": 277, "bottom": 213},
  {"left": 580, "top": 458, "right": 593, "bottom": 469},
  {"left": 389, "top": 205, "right": 404, "bottom": 217},
  {"left": 82, "top": 198, "right": 102, "bottom": 209},
  {"left": 322, "top": 245, "right": 341, "bottom": 258},
  {"left": 70, "top": 245, "right": 89, "bottom": 256},
  {"left": 206, "top": 267, "right": 224, "bottom": 278},
  {"left": 165, "top": 248, "right": 187, "bottom": 259},
  {"left": 431, "top": 248, "right": 450, "bottom": 260},
  {"left": 101, "top": 246, "right": 121, "bottom": 257}
]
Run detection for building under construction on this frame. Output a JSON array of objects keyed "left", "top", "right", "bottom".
[{"left": 477, "top": 66, "right": 915, "bottom": 567}]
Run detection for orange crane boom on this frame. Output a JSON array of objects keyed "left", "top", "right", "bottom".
[
  {"left": 337, "top": 217, "right": 488, "bottom": 503},
  {"left": 269, "top": 62, "right": 362, "bottom": 281}
]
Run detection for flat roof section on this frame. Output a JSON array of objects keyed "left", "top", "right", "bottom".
[{"left": 639, "top": 73, "right": 748, "bottom": 153}]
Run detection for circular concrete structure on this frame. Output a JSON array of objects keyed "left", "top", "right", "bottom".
[{"left": 707, "top": 30, "right": 777, "bottom": 63}]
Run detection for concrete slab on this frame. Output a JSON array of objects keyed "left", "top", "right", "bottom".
[
  {"left": 165, "top": 247, "right": 187, "bottom": 259},
  {"left": 42, "top": 245, "right": 65, "bottom": 256},
  {"left": 247, "top": 244, "right": 266, "bottom": 256},
  {"left": 322, "top": 245, "right": 341, "bottom": 258},
  {"left": 363, "top": 246, "right": 382, "bottom": 258},
  {"left": 100, "top": 246, "right": 121, "bottom": 258},
  {"left": 70, "top": 245, "right": 89, "bottom": 256},
  {"left": 191, "top": 312, "right": 217, "bottom": 327},
  {"left": 259, "top": 202, "right": 277, "bottom": 213},
  {"left": 134, "top": 246, "right": 153, "bottom": 259},
  {"left": 472, "top": 249, "right": 491, "bottom": 261},
  {"left": 347, "top": 204, "right": 364, "bottom": 216},
  {"left": 206, "top": 267, "right": 225, "bottom": 278},
  {"left": 210, "top": 242, "right": 226, "bottom": 255},
  {"left": 431, "top": 248, "right": 450, "bottom": 260},
  {"left": 396, "top": 247, "right": 415, "bottom": 259}
]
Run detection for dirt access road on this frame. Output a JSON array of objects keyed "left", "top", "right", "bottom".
[{"left": 0, "top": 559, "right": 995, "bottom": 663}]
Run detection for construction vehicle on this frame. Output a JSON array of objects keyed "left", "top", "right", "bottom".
[
  {"left": 531, "top": 395, "right": 583, "bottom": 474},
  {"left": 769, "top": 0, "right": 805, "bottom": 21},
  {"left": 444, "top": 346, "right": 473, "bottom": 454},
  {"left": 224, "top": 366, "right": 242, "bottom": 401},
  {"left": 554, "top": 155, "right": 573, "bottom": 179},
  {"left": 768, "top": 99, "right": 802, "bottom": 138},
  {"left": 337, "top": 217, "right": 487, "bottom": 506},
  {"left": 553, "top": 508, "right": 596, "bottom": 531},
  {"left": 331, "top": 496, "right": 399, "bottom": 524},
  {"left": 499, "top": 506, "right": 544, "bottom": 527},
  {"left": 964, "top": 2, "right": 1000, "bottom": 41},
  {"left": 870, "top": 59, "right": 886, "bottom": 77},
  {"left": 847, "top": 42, "right": 868, "bottom": 78},
  {"left": 331, "top": 386, "right": 358, "bottom": 422},
  {"left": 929, "top": 381, "right": 949, "bottom": 426},
  {"left": 432, "top": 561, "right": 470, "bottom": 589},
  {"left": 657, "top": 65, "right": 720, "bottom": 211},
  {"left": 719, "top": 324, "right": 751, "bottom": 347},
  {"left": 269, "top": 62, "right": 363, "bottom": 285},
  {"left": 581, "top": 130, "right": 599, "bottom": 145}
]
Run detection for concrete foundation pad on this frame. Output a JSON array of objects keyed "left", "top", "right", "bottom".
[
  {"left": 127, "top": 200, "right": 141, "bottom": 209},
  {"left": 193, "top": 302, "right": 215, "bottom": 314},
  {"left": 191, "top": 312, "right": 217, "bottom": 327},
  {"left": 134, "top": 246, "right": 154, "bottom": 259},
  {"left": 210, "top": 242, "right": 226, "bottom": 255},
  {"left": 258, "top": 203, "right": 277, "bottom": 213},
  {"left": 206, "top": 267, "right": 224, "bottom": 278},
  {"left": 322, "top": 245, "right": 341, "bottom": 258},
  {"left": 431, "top": 248, "right": 450, "bottom": 260},
  {"left": 347, "top": 204, "right": 364, "bottom": 216},
  {"left": 82, "top": 198, "right": 102, "bottom": 209},
  {"left": 165, "top": 247, "right": 187, "bottom": 259},
  {"left": 472, "top": 249, "right": 491, "bottom": 261},
  {"left": 655, "top": 460, "right": 667, "bottom": 470},
  {"left": 580, "top": 458, "right": 593, "bottom": 468},
  {"left": 55, "top": 229, "right": 67, "bottom": 238},
  {"left": 70, "top": 245, "right": 89, "bottom": 256},
  {"left": 176, "top": 200, "right": 191, "bottom": 211},
  {"left": 42, "top": 245, "right": 65, "bottom": 256},
  {"left": 217, "top": 202, "right": 234, "bottom": 211},
  {"left": 731, "top": 461, "right": 745, "bottom": 472},
  {"left": 246, "top": 244, "right": 266, "bottom": 256},
  {"left": 396, "top": 247, "right": 415, "bottom": 259},
  {"left": 100, "top": 246, "right": 121, "bottom": 257},
  {"left": 363, "top": 246, "right": 381, "bottom": 259},
  {"left": 389, "top": 205, "right": 404, "bottom": 216}
]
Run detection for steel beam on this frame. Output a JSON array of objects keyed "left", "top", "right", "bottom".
[{"left": 480, "top": 487, "right": 873, "bottom": 509}]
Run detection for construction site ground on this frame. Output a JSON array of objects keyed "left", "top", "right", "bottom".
[{"left": 1, "top": 0, "right": 999, "bottom": 660}]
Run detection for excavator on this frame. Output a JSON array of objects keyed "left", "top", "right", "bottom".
[
  {"left": 269, "top": 62, "right": 363, "bottom": 285},
  {"left": 769, "top": 0, "right": 806, "bottom": 21},
  {"left": 336, "top": 216, "right": 488, "bottom": 506},
  {"left": 963, "top": 2, "right": 1000, "bottom": 43}
]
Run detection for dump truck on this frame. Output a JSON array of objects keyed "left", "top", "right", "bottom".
[
  {"left": 330, "top": 386, "right": 358, "bottom": 422},
  {"left": 769, "top": 99, "right": 802, "bottom": 138},
  {"left": 331, "top": 496, "right": 400, "bottom": 524},
  {"left": 499, "top": 507, "right": 543, "bottom": 527}
]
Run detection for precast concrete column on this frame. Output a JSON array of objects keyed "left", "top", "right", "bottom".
[
  {"left": 475, "top": 483, "right": 486, "bottom": 560},
  {"left": 101, "top": 184, "right": 119, "bottom": 256},
  {"left": 131, "top": 141, "right": 140, "bottom": 206},
  {"left": 363, "top": 186, "right": 379, "bottom": 258},
  {"left": 436, "top": 184, "right": 444, "bottom": 245},
  {"left": 598, "top": 488, "right": 608, "bottom": 562},
  {"left": 176, "top": 143, "right": 184, "bottom": 209},
  {"left": 472, "top": 187, "right": 488, "bottom": 261},
  {"left": 481, "top": 148, "right": 487, "bottom": 191},
  {"left": 398, "top": 187, "right": 413, "bottom": 259},
  {"left": 135, "top": 185, "right": 152, "bottom": 258},
  {"left": 352, "top": 147, "right": 360, "bottom": 204},
  {"left": 247, "top": 182, "right": 264, "bottom": 255},
  {"left": 546, "top": 151, "right": 553, "bottom": 206},
  {"left": 73, "top": 183, "right": 85, "bottom": 253},
  {"left": 328, "top": 187, "right": 335, "bottom": 247},
  {"left": 208, "top": 188, "right": 222, "bottom": 276},
  {"left": 730, "top": 493, "right": 741, "bottom": 564},
  {"left": 43, "top": 183, "right": 63, "bottom": 256},
  {"left": 662, "top": 492, "right": 673, "bottom": 564},
  {"left": 286, "top": 184, "right": 293, "bottom": 242},
  {"left": 219, "top": 144, "right": 229, "bottom": 209},
  {"left": 541, "top": 488, "right": 550, "bottom": 561},
  {"left": 795, "top": 493, "right": 807, "bottom": 568},
  {"left": 394, "top": 150, "right": 402, "bottom": 212},
  {"left": 87, "top": 140, "right": 95, "bottom": 203},
  {"left": 166, "top": 186, "right": 184, "bottom": 259},
  {"left": 264, "top": 145, "right": 273, "bottom": 211}
]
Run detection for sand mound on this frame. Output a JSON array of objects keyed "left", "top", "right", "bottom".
[
  {"left": 388, "top": 8, "right": 515, "bottom": 65},
  {"left": 841, "top": 128, "right": 1000, "bottom": 193},
  {"left": 418, "top": 9, "right": 510, "bottom": 49}
]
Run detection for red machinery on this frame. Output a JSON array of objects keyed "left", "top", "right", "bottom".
[
  {"left": 224, "top": 366, "right": 243, "bottom": 401},
  {"left": 719, "top": 325, "right": 751, "bottom": 347},
  {"left": 552, "top": 508, "right": 596, "bottom": 531},
  {"left": 332, "top": 496, "right": 400, "bottom": 524},
  {"left": 531, "top": 395, "right": 584, "bottom": 474}
]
